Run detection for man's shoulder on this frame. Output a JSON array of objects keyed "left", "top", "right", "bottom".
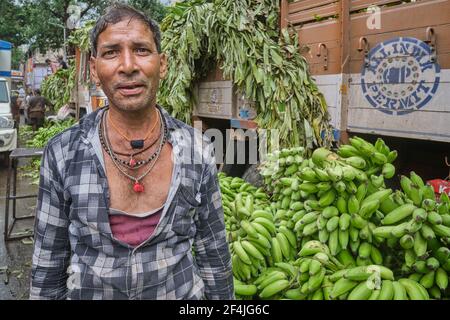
[
  {"left": 45, "top": 122, "right": 81, "bottom": 152},
  {"left": 162, "top": 110, "right": 211, "bottom": 146}
]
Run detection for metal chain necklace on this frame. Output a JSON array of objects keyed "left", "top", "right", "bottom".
[
  {"left": 99, "top": 109, "right": 166, "bottom": 170},
  {"left": 101, "top": 109, "right": 167, "bottom": 192},
  {"left": 108, "top": 108, "right": 160, "bottom": 149}
]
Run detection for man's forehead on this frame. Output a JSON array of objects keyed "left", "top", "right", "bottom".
[
  {"left": 101, "top": 18, "right": 153, "bottom": 35},
  {"left": 98, "top": 19, "right": 155, "bottom": 45}
]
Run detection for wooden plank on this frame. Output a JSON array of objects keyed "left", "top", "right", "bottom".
[
  {"left": 307, "top": 61, "right": 341, "bottom": 75},
  {"left": 351, "top": 0, "right": 414, "bottom": 12},
  {"left": 288, "top": 0, "right": 337, "bottom": 14},
  {"left": 349, "top": 0, "right": 450, "bottom": 37},
  {"left": 349, "top": 24, "right": 450, "bottom": 58},
  {"left": 289, "top": 2, "right": 339, "bottom": 25},
  {"left": 295, "top": 20, "right": 340, "bottom": 43},
  {"left": 300, "top": 40, "right": 340, "bottom": 64}
]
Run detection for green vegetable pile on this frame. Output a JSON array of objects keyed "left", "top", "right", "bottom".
[
  {"left": 19, "top": 119, "right": 76, "bottom": 184},
  {"left": 159, "top": 0, "right": 333, "bottom": 150},
  {"left": 68, "top": 20, "right": 95, "bottom": 53},
  {"left": 220, "top": 136, "right": 450, "bottom": 300},
  {"left": 40, "top": 61, "right": 76, "bottom": 112}
]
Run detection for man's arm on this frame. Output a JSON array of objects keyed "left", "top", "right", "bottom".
[
  {"left": 193, "top": 142, "right": 234, "bottom": 300},
  {"left": 30, "top": 144, "right": 71, "bottom": 300}
]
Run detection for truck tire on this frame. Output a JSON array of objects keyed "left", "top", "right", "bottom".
[{"left": 241, "top": 163, "right": 264, "bottom": 188}]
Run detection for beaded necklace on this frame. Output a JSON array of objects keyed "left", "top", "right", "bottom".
[
  {"left": 99, "top": 109, "right": 166, "bottom": 169},
  {"left": 100, "top": 109, "right": 167, "bottom": 192}
]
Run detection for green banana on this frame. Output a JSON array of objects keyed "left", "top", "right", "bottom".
[
  {"left": 259, "top": 279, "right": 291, "bottom": 299},
  {"left": 271, "top": 237, "right": 283, "bottom": 264},
  {"left": 382, "top": 163, "right": 395, "bottom": 179},
  {"left": 427, "top": 211, "right": 443, "bottom": 226},
  {"left": 347, "top": 281, "right": 374, "bottom": 300},
  {"left": 330, "top": 278, "right": 358, "bottom": 299},
  {"left": 419, "top": 270, "right": 435, "bottom": 289},
  {"left": 276, "top": 232, "right": 291, "bottom": 260},
  {"left": 278, "top": 225, "right": 297, "bottom": 249},
  {"left": 347, "top": 195, "right": 360, "bottom": 215},
  {"left": 322, "top": 206, "right": 339, "bottom": 219},
  {"left": 392, "top": 281, "right": 408, "bottom": 300},
  {"left": 413, "top": 232, "right": 428, "bottom": 258},
  {"left": 398, "top": 278, "right": 429, "bottom": 300},
  {"left": 435, "top": 268, "right": 448, "bottom": 291},
  {"left": 378, "top": 280, "right": 394, "bottom": 300},
  {"left": 400, "top": 234, "right": 415, "bottom": 249},
  {"left": 234, "top": 282, "right": 258, "bottom": 296},
  {"left": 319, "top": 189, "right": 336, "bottom": 207},
  {"left": 284, "top": 288, "right": 307, "bottom": 300},
  {"left": 328, "top": 229, "right": 340, "bottom": 256},
  {"left": 326, "top": 216, "right": 340, "bottom": 233},
  {"left": 381, "top": 204, "right": 416, "bottom": 225},
  {"left": 241, "top": 240, "right": 265, "bottom": 261},
  {"left": 339, "top": 229, "right": 349, "bottom": 249},
  {"left": 234, "top": 241, "right": 252, "bottom": 265},
  {"left": 359, "top": 199, "right": 380, "bottom": 219},
  {"left": 337, "top": 249, "right": 356, "bottom": 268}
]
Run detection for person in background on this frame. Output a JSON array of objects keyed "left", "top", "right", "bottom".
[
  {"left": 10, "top": 91, "right": 20, "bottom": 128},
  {"left": 45, "top": 58, "right": 58, "bottom": 74},
  {"left": 27, "top": 89, "right": 52, "bottom": 131},
  {"left": 58, "top": 56, "right": 68, "bottom": 70}
]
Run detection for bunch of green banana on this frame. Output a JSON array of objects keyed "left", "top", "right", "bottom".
[
  {"left": 253, "top": 263, "right": 299, "bottom": 299},
  {"left": 336, "top": 136, "right": 397, "bottom": 178},
  {"left": 221, "top": 138, "right": 450, "bottom": 300},
  {"left": 290, "top": 241, "right": 344, "bottom": 300},
  {"left": 328, "top": 264, "right": 430, "bottom": 300}
]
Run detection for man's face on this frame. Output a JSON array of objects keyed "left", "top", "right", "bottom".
[{"left": 90, "top": 18, "right": 167, "bottom": 112}]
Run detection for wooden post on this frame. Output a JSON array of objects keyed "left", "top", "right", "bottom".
[
  {"left": 280, "top": 0, "right": 288, "bottom": 30},
  {"left": 339, "top": 0, "right": 351, "bottom": 144}
]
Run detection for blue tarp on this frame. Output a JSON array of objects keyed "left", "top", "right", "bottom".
[{"left": 0, "top": 40, "right": 12, "bottom": 50}]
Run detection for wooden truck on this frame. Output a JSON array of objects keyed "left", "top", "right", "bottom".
[
  {"left": 191, "top": 0, "right": 449, "bottom": 180},
  {"left": 277, "top": 0, "right": 450, "bottom": 182}
]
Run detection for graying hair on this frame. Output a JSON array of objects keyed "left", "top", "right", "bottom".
[{"left": 90, "top": 3, "right": 162, "bottom": 57}]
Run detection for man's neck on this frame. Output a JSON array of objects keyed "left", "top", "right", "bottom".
[{"left": 107, "top": 105, "right": 157, "bottom": 138}]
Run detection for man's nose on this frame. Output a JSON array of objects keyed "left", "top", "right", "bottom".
[{"left": 119, "top": 49, "right": 138, "bottom": 75}]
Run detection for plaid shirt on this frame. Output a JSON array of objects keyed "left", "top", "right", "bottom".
[{"left": 30, "top": 106, "right": 234, "bottom": 300}]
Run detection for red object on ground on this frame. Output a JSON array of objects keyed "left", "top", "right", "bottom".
[{"left": 427, "top": 179, "right": 450, "bottom": 196}]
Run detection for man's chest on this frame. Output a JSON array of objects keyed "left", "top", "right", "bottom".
[{"left": 103, "top": 143, "right": 174, "bottom": 213}]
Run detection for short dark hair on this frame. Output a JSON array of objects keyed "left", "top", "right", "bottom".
[{"left": 90, "top": 3, "right": 162, "bottom": 57}]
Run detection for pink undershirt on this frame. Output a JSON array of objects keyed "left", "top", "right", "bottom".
[{"left": 109, "top": 207, "right": 163, "bottom": 247}]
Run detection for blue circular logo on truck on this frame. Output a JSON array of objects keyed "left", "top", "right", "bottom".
[{"left": 361, "top": 37, "right": 440, "bottom": 115}]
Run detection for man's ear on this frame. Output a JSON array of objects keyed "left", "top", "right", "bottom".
[
  {"left": 159, "top": 53, "right": 168, "bottom": 80},
  {"left": 90, "top": 55, "right": 100, "bottom": 85}
]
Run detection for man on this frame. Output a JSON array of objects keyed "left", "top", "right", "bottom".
[
  {"left": 57, "top": 56, "right": 68, "bottom": 70},
  {"left": 30, "top": 4, "right": 234, "bottom": 300},
  {"left": 26, "top": 89, "right": 51, "bottom": 131},
  {"left": 45, "top": 58, "right": 58, "bottom": 74}
]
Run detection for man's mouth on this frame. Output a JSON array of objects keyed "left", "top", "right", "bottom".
[{"left": 116, "top": 83, "right": 145, "bottom": 96}]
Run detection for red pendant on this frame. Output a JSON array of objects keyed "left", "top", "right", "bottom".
[
  {"left": 133, "top": 181, "right": 144, "bottom": 193},
  {"left": 129, "top": 157, "right": 137, "bottom": 168}
]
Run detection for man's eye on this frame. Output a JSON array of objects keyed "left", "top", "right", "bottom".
[
  {"left": 103, "top": 50, "right": 117, "bottom": 57},
  {"left": 136, "top": 48, "right": 150, "bottom": 54}
]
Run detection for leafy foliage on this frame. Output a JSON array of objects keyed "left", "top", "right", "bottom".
[
  {"left": 19, "top": 119, "right": 76, "bottom": 184},
  {"left": 159, "top": 0, "right": 333, "bottom": 150},
  {"left": 40, "top": 61, "right": 76, "bottom": 111}
]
